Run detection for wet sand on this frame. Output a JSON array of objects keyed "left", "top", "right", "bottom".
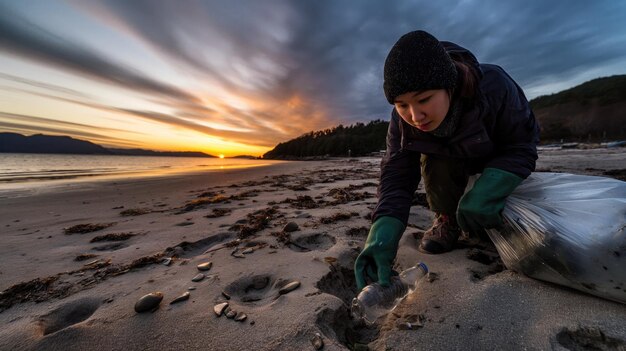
[{"left": 1, "top": 148, "right": 625, "bottom": 350}]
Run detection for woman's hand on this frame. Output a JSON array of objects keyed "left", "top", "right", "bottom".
[
  {"left": 457, "top": 168, "right": 523, "bottom": 233},
  {"left": 354, "top": 216, "right": 405, "bottom": 291}
]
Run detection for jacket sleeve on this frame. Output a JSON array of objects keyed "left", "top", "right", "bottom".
[
  {"left": 483, "top": 67, "right": 539, "bottom": 179},
  {"left": 372, "top": 110, "right": 421, "bottom": 225}
]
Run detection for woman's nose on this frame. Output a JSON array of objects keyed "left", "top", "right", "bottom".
[{"left": 410, "top": 105, "right": 424, "bottom": 123}]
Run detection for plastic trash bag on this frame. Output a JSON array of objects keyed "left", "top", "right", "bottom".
[{"left": 484, "top": 172, "right": 626, "bottom": 304}]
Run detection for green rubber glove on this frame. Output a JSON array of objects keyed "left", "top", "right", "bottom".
[
  {"left": 354, "top": 216, "right": 405, "bottom": 291},
  {"left": 457, "top": 168, "right": 523, "bottom": 233}
]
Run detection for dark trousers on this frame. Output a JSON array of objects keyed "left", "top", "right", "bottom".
[{"left": 420, "top": 154, "right": 470, "bottom": 215}]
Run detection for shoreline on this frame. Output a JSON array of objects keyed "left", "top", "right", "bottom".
[{"left": 0, "top": 159, "right": 291, "bottom": 199}]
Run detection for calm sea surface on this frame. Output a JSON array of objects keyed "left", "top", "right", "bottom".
[{"left": 0, "top": 153, "right": 283, "bottom": 195}]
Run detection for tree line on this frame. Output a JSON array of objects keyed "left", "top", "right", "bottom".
[{"left": 263, "top": 120, "right": 388, "bottom": 159}]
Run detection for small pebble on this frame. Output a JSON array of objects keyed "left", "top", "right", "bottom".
[
  {"left": 197, "top": 261, "right": 212, "bottom": 271},
  {"left": 226, "top": 309, "right": 236, "bottom": 319},
  {"left": 234, "top": 312, "right": 247, "bottom": 322},
  {"left": 191, "top": 273, "right": 205, "bottom": 282},
  {"left": 214, "top": 302, "right": 229, "bottom": 316},
  {"left": 311, "top": 333, "right": 324, "bottom": 350},
  {"left": 188, "top": 287, "right": 197, "bottom": 290},
  {"left": 222, "top": 291, "right": 231, "bottom": 300},
  {"left": 170, "top": 292, "right": 190, "bottom": 304},
  {"left": 283, "top": 222, "right": 299, "bottom": 232},
  {"left": 134, "top": 292, "right": 163, "bottom": 313},
  {"left": 242, "top": 248, "right": 254, "bottom": 254},
  {"left": 231, "top": 250, "right": 245, "bottom": 258},
  {"left": 162, "top": 257, "right": 172, "bottom": 266},
  {"left": 323, "top": 257, "right": 337, "bottom": 265},
  {"left": 279, "top": 281, "right": 301, "bottom": 295}
]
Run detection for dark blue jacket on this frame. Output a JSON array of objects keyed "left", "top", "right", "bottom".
[{"left": 373, "top": 42, "right": 540, "bottom": 225}]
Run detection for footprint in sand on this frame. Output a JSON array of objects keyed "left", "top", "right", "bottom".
[
  {"left": 36, "top": 297, "right": 101, "bottom": 335},
  {"left": 91, "top": 242, "right": 127, "bottom": 251},
  {"left": 223, "top": 274, "right": 301, "bottom": 306},
  {"left": 315, "top": 265, "right": 357, "bottom": 305},
  {"left": 556, "top": 326, "right": 626, "bottom": 350},
  {"left": 163, "top": 232, "right": 233, "bottom": 258},
  {"left": 287, "top": 233, "right": 337, "bottom": 252}
]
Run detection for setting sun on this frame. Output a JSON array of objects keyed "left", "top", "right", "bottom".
[{"left": 219, "top": 154, "right": 225, "bottom": 159}]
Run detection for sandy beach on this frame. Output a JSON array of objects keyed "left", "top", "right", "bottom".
[{"left": 1, "top": 148, "right": 625, "bottom": 351}]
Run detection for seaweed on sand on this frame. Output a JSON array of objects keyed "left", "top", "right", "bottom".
[
  {"left": 229, "top": 207, "right": 281, "bottom": 239},
  {"left": 64, "top": 223, "right": 115, "bottom": 234}
]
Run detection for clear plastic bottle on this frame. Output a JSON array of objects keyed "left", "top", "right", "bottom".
[{"left": 351, "top": 262, "right": 428, "bottom": 324}]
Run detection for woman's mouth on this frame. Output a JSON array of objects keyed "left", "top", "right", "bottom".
[{"left": 415, "top": 121, "right": 431, "bottom": 130}]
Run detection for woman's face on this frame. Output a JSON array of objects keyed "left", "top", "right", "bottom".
[{"left": 393, "top": 89, "right": 450, "bottom": 132}]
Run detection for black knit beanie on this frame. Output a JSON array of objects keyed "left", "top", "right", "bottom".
[{"left": 383, "top": 30, "right": 457, "bottom": 104}]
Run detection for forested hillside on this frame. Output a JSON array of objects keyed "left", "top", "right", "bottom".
[
  {"left": 263, "top": 120, "right": 388, "bottom": 159},
  {"left": 530, "top": 75, "right": 626, "bottom": 141}
]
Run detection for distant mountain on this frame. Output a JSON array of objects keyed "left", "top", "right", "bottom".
[
  {"left": 530, "top": 75, "right": 626, "bottom": 141},
  {"left": 0, "top": 133, "right": 215, "bottom": 157},
  {"left": 0, "top": 132, "right": 112, "bottom": 154}
]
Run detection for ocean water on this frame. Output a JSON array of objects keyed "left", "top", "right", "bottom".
[{"left": 0, "top": 153, "right": 281, "bottom": 195}]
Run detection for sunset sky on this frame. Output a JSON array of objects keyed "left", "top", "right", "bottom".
[{"left": 1, "top": 1, "right": 625, "bottom": 157}]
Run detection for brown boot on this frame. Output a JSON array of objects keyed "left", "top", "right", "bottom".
[{"left": 418, "top": 213, "right": 461, "bottom": 254}]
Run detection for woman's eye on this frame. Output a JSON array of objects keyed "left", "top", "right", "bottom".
[
  {"left": 418, "top": 96, "right": 431, "bottom": 104},
  {"left": 397, "top": 104, "right": 408, "bottom": 109}
]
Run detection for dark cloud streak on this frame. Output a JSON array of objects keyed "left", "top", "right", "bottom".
[
  {"left": 0, "top": 72, "right": 90, "bottom": 98},
  {"left": 0, "top": 3, "right": 202, "bottom": 105},
  {"left": 78, "top": 0, "right": 294, "bottom": 94},
  {"left": 0, "top": 111, "right": 134, "bottom": 135}
]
